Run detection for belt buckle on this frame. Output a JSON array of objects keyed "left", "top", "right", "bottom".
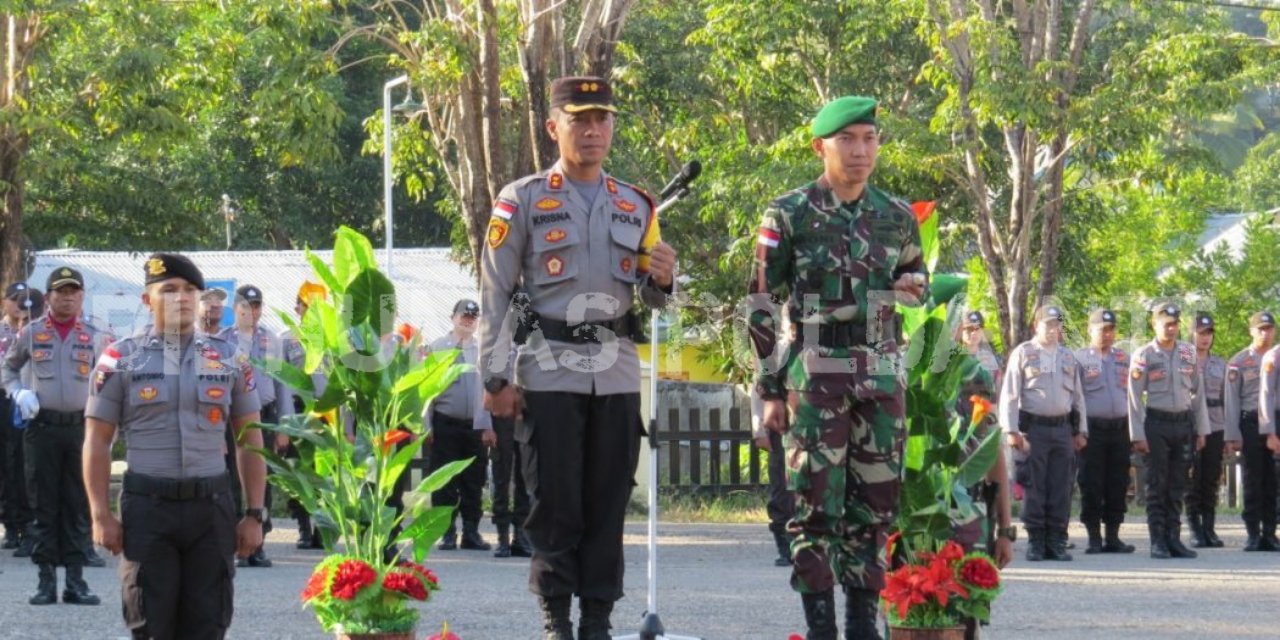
[{"left": 575, "top": 323, "right": 599, "bottom": 343}]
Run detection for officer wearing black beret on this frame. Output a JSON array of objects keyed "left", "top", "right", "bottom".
[{"left": 84, "top": 252, "right": 267, "bottom": 638}]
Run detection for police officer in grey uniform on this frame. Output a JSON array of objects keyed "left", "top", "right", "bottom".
[
  {"left": 1128, "top": 304, "right": 1210, "bottom": 559},
  {"left": 279, "top": 282, "right": 328, "bottom": 549},
  {"left": 425, "top": 299, "right": 492, "bottom": 552},
  {"left": 84, "top": 253, "right": 266, "bottom": 640},
  {"left": 0, "top": 283, "right": 39, "bottom": 553},
  {"left": 479, "top": 76, "right": 676, "bottom": 640},
  {"left": 3, "top": 268, "right": 103, "bottom": 605},
  {"left": 1238, "top": 312, "right": 1279, "bottom": 551},
  {"left": 1188, "top": 313, "right": 1236, "bottom": 548},
  {"left": 1075, "top": 309, "right": 1136, "bottom": 554},
  {"left": 999, "top": 305, "right": 1086, "bottom": 562},
  {"left": 218, "top": 284, "right": 291, "bottom": 567}
]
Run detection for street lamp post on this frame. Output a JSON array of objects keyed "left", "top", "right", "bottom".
[{"left": 383, "top": 75, "right": 410, "bottom": 279}]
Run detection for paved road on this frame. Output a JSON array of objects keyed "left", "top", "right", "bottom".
[{"left": 0, "top": 517, "right": 1276, "bottom": 639}]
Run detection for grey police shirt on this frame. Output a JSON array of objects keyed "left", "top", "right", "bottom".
[
  {"left": 2, "top": 315, "right": 104, "bottom": 413},
  {"left": 1075, "top": 346, "right": 1129, "bottom": 421},
  {"left": 218, "top": 324, "right": 292, "bottom": 419},
  {"left": 85, "top": 332, "right": 260, "bottom": 479},
  {"left": 1259, "top": 345, "right": 1280, "bottom": 436},
  {"left": 1127, "top": 340, "right": 1211, "bottom": 441},
  {"left": 423, "top": 333, "right": 490, "bottom": 431},
  {"left": 1226, "top": 347, "right": 1266, "bottom": 439},
  {"left": 479, "top": 163, "right": 669, "bottom": 396},
  {"left": 999, "top": 339, "right": 1087, "bottom": 436},
  {"left": 1199, "top": 353, "right": 1229, "bottom": 438}
]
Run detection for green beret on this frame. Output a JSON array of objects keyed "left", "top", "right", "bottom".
[{"left": 811, "top": 96, "right": 878, "bottom": 138}]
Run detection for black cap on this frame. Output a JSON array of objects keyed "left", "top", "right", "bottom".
[
  {"left": 47, "top": 267, "right": 84, "bottom": 291},
  {"left": 1194, "top": 313, "right": 1215, "bottom": 332},
  {"left": 1089, "top": 309, "right": 1117, "bottom": 326},
  {"left": 145, "top": 253, "right": 205, "bottom": 290},
  {"left": 453, "top": 299, "right": 480, "bottom": 317},
  {"left": 962, "top": 311, "right": 984, "bottom": 328},
  {"left": 4, "top": 282, "right": 29, "bottom": 300},
  {"left": 235, "top": 285, "right": 263, "bottom": 305},
  {"left": 1250, "top": 311, "right": 1275, "bottom": 329},
  {"left": 17, "top": 289, "right": 43, "bottom": 315},
  {"left": 549, "top": 77, "right": 617, "bottom": 114}
]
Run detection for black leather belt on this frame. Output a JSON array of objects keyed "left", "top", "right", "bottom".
[
  {"left": 792, "top": 323, "right": 870, "bottom": 348},
  {"left": 1206, "top": 399, "right": 1224, "bottom": 408},
  {"left": 433, "top": 412, "right": 474, "bottom": 427},
  {"left": 1019, "top": 411, "right": 1070, "bottom": 427},
  {"left": 123, "top": 472, "right": 232, "bottom": 501},
  {"left": 1241, "top": 410, "right": 1259, "bottom": 422},
  {"left": 1089, "top": 417, "right": 1127, "bottom": 430},
  {"left": 35, "top": 410, "right": 84, "bottom": 427},
  {"left": 537, "top": 313, "right": 642, "bottom": 344},
  {"left": 1147, "top": 408, "right": 1193, "bottom": 423}
]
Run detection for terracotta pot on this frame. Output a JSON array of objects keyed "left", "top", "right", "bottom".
[
  {"left": 889, "top": 625, "right": 966, "bottom": 640},
  {"left": 336, "top": 630, "right": 415, "bottom": 640}
]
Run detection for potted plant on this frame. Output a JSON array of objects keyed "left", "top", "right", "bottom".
[
  {"left": 255, "top": 227, "right": 471, "bottom": 639},
  {"left": 880, "top": 539, "right": 1002, "bottom": 640}
]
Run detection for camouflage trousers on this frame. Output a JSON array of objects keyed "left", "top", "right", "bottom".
[{"left": 784, "top": 386, "right": 904, "bottom": 593}]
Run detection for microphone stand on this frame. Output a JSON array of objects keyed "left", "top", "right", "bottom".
[{"left": 615, "top": 185, "right": 702, "bottom": 640}]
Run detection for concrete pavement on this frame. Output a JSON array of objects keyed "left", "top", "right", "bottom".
[{"left": 0, "top": 517, "right": 1276, "bottom": 639}]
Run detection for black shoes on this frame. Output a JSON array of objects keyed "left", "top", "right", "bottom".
[
  {"left": 62, "top": 565, "right": 100, "bottom": 605},
  {"left": 237, "top": 546, "right": 273, "bottom": 568},
  {"left": 29, "top": 565, "right": 56, "bottom": 606}
]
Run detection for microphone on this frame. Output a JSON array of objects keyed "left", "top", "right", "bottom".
[{"left": 658, "top": 159, "right": 702, "bottom": 200}]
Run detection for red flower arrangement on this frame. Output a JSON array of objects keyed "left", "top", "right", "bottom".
[
  {"left": 300, "top": 555, "right": 442, "bottom": 633},
  {"left": 880, "top": 539, "right": 1002, "bottom": 629}
]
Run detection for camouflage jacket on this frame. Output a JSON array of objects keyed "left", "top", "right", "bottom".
[{"left": 747, "top": 178, "right": 927, "bottom": 399}]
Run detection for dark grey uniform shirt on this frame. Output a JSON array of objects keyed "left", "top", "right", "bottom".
[
  {"left": 1259, "top": 346, "right": 1280, "bottom": 436},
  {"left": 1127, "top": 339, "right": 1211, "bottom": 441},
  {"left": 999, "top": 339, "right": 1087, "bottom": 436},
  {"left": 1200, "top": 353, "right": 1229, "bottom": 438},
  {"left": 1226, "top": 347, "right": 1266, "bottom": 440},
  {"left": 85, "top": 332, "right": 260, "bottom": 479},
  {"left": 1075, "top": 346, "right": 1129, "bottom": 420},
  {"left": 2, "top": 316, "right": 104, "bottom": 412},
  {"left": 218, "top": 324, "right": 291, "bottom": 419}
]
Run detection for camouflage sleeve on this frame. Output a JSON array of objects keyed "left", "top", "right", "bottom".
[
  {"left": 1224, "top": 358, "right": 1241, "bottom": 441},
  {"left": 1, "top": 324, "right": 32, "bottom": 395},
  {"left": 1128, "top": 347, "right": 1149, "bottom": 442},
  {"left": 747, "top": 201, "right": 793, "bottom": 400},
  {"left": 896, "top": 206, "right": 929, "bottom": 306},
  {"left": 479, "top": 184, "right": 527, "bottom": 385},
  {"left": 1261, "top": 349, "right": 1278, "bottom": 435}
]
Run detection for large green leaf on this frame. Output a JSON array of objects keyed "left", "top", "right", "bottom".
[
  {"left": 955, "top": 429, "right": 1003, "bottom": 488},
  {"left": 346, "top": 268, "right": 397, "bottom": 339},
  {"left": 306, "top": 248, "right": 343, "bottom": 298}
]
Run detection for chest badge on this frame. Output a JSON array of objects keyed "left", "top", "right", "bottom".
[
  {"left": 78, "top": 333, "right": 92, "bottom": 344},
  {"left": 206, "top": 387, "right": 226, "bottom": 400},
  {"left": 615, "top": 198, "right": 637, "bottom": 213},
  {"left": 620, "top": 257, "right": 632, "bottom": 274},
  {"left": 207, "top": 407, "right": 224, "bottom": 424},
  {"left": 488, "top": 218, "right": 510, "bottom": 250},
  {"left": 535, "top": 198, "right": 562, "bottom": 211},
  {"left": 138, "top": 386, "right": 158, "bottom": 401},
  {"left": 544, "top": 229, "right": 567, "bottom": 244},
  {"left": 34, "top": 333, "right": 52, "bottom": 342},
  {"left": 545, "top": 255, "right": 565, "bottom": 277},
  {"left": 78, "top": 363, "right": 90, "bottom": 376}
]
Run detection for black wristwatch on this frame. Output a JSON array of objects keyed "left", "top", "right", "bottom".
[
  {"left": 997, "top": 526, "right": 1018, "bottom": 542},
  {"left": 244, "top": 508, "right": 266, "bottom": 524},
  {"left": 484, "top": 377, "right": 509, "bottom": 394}
]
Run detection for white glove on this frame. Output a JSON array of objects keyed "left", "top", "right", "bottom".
[{"left": 14, "top": 389, "right": 40, "bottom": 421}]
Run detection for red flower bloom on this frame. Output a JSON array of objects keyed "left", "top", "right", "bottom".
[
  {"left": 329, "top": 559, "right": 378, "bottom": 601},
  {"left": 383, "top": 570, "right": 429, "bottom": 601},
  {"left": 301, "top": 568, "right": 328, "bottom": 602},
  {"left": 960, "top": 556, "right": 1000, "bottom": 590},
  {"left": 881, "top": 565, "right": 931, "bottom": 620},
  {"left": 935, "top": 540, "right": 965, "bottom": 565},
  {"left": 920, "top": 556, "right": 969, "bottom": 609},
  {"left": 397, "top": 561, "right": 439, "bottom": 586}
]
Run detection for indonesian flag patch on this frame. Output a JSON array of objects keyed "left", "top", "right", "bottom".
[
  {"left": 493, "top": 199, "right": 518, "bottom": 220},
  {"left": 758, "top": 227, "right": 781, "bottom": 248}
]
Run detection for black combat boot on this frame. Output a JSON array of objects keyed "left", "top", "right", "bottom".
[
  {"left": 773, "top": 530, "right": 793, "bottom": 567},
  {"left": 842, "top": 586, "right": 883, "bottom": 640},
  {"left": 1262, "top": 519, "right": 1280, "bottom": 551},
  {"left": 1045, "top": 528, "right": 1073, "bottom": 561},
  {"left": 248, "top": 545, "right": 273, "bottom": 567},
  {"left": 801, "top": 590, "right": 838, "bottom": 640},
  {"left": 539, "top": 595, "right": 573, "bottom": 640},
  {"left": 439, "top": 524, "right": 458, "bottom": 551},
  {"left": 1025, "top": 528, "right": 1046, "bottom": 562},
  {"left": 1203, "top": 512, "right": 1224, "bottom": 548},
  {"left": 1244, "top": 521, "right": 1262, "bottom": 552},
  {"left": 83, "top": 545, "right": 106, "bottom": 568},
  {"left": 493, "top": 525, "right": 512, "bottom": 558},
  {"left": 1103, "top": 522, "right": 1135, "bottom": 553},
  {"left": 1084, "top": 522, "right": 1103, "bottom": 554},
  {"left": 578, "top": 597, "right": 614, "bottom": 640},
  {"left": 460, "top": 521, "right": 491, "bottom": 551},
  {"left": 295, "top": 513, "right": 314, "bottom": 549},
  {"left": 1188, "top": 513, "right": 1207, "bottom": 548},
  {"left": 1149, "top": 524, "right": 1171, "bottom": 559},
  {"left": 14, "top": 533, "right": 34, "bottom": 558},
  {"left": 1166, "top": 522, "right": 1197, "bottom": 558},
  {"left": 30, "top": 564, "right": 57, "bottom": 605},
  {"left": 62, "top": 564, "right": 100, "bottom": 605},
  {"left": 512, "top": 527, "right": 533, "bottom": 558}
]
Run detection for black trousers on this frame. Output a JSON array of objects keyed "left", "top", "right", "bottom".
[
  {"left": 0, "top": 394, "right": 32, "bottom": 530},
  {"left": 490, "top": 415, "right": 530, "bottom": 530},
  {"left": 520, "top": 391, "right": 642, "bottom": 600},
  {"left": 24, "top": 418, "right": 90, "bottom": 567},
  {"left": 766, "top": 429, "right": 795, "bottom": 536},
  {"left": 120, "top": 489, "right": 236, "bottom": 640},
  {"left": 1239, "top": 413, "right": 1276, "bottom": 530},
  {"left": 1022, "top": 424, "right": 1073, "bottom": 531},
  {"left": 1186, "top": 430, "right": 1225, "bottom": 518},
  {"left": 429, "top": 413, "right": 488, "bottom": 527},
  {"left": 1142, "top": 415, "right": 1195, "bottom": 531},
  {"left": 1078, "top": 419, "right": 1131, "bottom": 526}
]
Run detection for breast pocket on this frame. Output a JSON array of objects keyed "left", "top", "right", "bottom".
[
  {"left": 1083, "top": 366, "right": 1105, "bottom": 392},
  {"left": 794, "top": 228, "right": 846, "bottom": 301},
  {"left": 1146, "top": 363, "right": 1170, "bottom": 392},
  {"left": 608, "top": 219, "right": 644, "bottom": 284},
  {"left": 69, "top": 349, "right": 93, "bottom": 381},
  {"left": 529, "top": 222, "right": 580, "bottom": 286},
  {"left": 1062, "top": 364, "right": 1078, "bottom": 392},
  {"left": 126, "top": 382, "right": 170, "bottom": 446},
  {"left": 868, "top": 221, "right": 903, "bottom": 290},
  {"left": 198, "top": 381, "right": 232, "bottom": 432},
  {"left": 32, "top": 350, "right": 55, "bottom": 379}
]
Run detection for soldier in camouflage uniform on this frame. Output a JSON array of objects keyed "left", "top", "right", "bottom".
[{"left": 749, "top": 95, "right": 927, "bottom": 640}]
